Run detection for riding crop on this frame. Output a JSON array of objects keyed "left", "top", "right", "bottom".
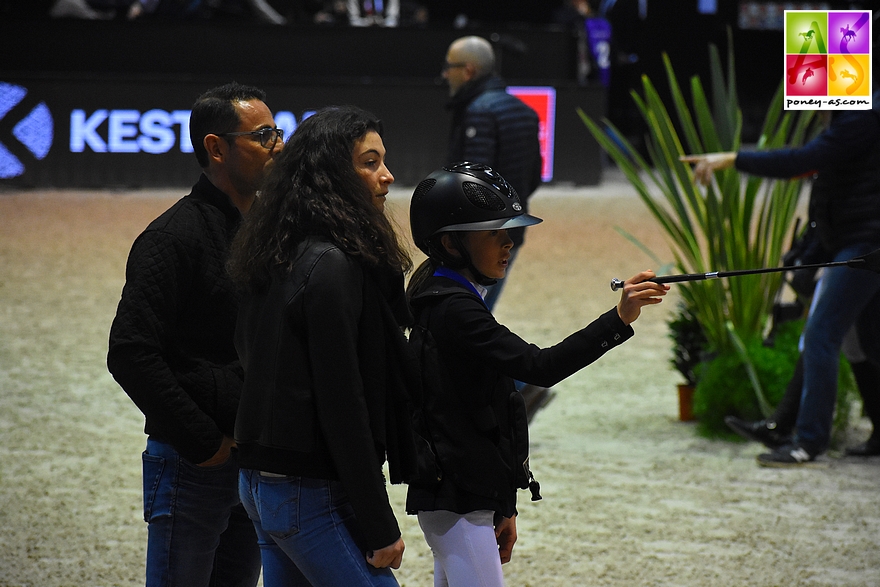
[{"left": 609, "top": 248, "right": 880, "bottom": 291}]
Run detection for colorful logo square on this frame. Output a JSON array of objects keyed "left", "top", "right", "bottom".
[
  {"left": 783, "top": 10, "right": 872, "bottom": 110},
  {"left": 786, "top": 54, "right": 827, "bottom": 96}
]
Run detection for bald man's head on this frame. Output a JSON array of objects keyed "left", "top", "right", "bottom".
[{"left": 443, "top": 36, "right": 496, "bottom": 96}]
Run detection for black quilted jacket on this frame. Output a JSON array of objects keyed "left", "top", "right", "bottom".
[{"left": 107, "top": 174, "right": 244, "bottom": 464}]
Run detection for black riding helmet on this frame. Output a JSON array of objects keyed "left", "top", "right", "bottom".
[{"left": 410, "top": 162, "right": 542, "bottom": 284}]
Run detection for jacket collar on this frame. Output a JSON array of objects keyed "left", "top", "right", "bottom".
[
  {"left": 190, "top": 173, "right": 243, "bottom": 224},
  {"left": 446, "top": 74, "right": 505, "bottom": 111},
  {"left": 411, "top": 273, "right": 487, "bottom": 309}
]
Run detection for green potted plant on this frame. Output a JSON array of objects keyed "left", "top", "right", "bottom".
[
  {"left": 667, "top": 301, "right": 706, "bottom": 421},
  {"left": 578, "top": 29, "right": 819, "bottom": 435}
]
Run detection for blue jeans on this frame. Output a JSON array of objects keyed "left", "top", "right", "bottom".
[
  {"left": 238, "top": 470, "right": 399, "bottom": 587},
  {"left": 796, "top": 243, "right": 880, "bottom": 453},
  {"left": 142, "top": 438, "right": 261, "bottom": 587}
]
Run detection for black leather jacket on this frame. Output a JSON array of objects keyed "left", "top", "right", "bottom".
[{"left": 234, "top": 237, "right": 417, "bottom": 551}]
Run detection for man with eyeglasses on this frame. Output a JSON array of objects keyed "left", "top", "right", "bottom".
[
  {"left": 442, "top": 36, "right": 551, "bottom": 421},
  {"left": 108, "top": 82, "right": 283, "bottom": 586}
]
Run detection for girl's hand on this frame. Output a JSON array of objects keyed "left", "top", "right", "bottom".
[
  {"left": 617, "top": 270, "right": 668, "bottom": 325},
  {"left": 495, "top": 515, "right": 517, "bottom": 564}
]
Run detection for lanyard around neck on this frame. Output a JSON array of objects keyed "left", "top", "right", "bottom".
[{"left": 433, "top": 267, "right": 487, "bottom": 307}]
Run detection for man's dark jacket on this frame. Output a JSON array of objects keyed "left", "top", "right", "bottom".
[{"left": 107, "top": 174, "right": 244, "bottom": 465}]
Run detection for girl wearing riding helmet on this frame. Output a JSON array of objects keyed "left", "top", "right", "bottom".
[{"left": 405, "top": 162, "right": 667, "bottom": 587}]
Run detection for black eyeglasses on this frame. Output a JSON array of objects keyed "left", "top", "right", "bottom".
[
  {"left": 442, "top": 61, "right": 468, "bottom": 72},
  {"left": 217, "top": 127, "right": 284, "bottom": 148}
]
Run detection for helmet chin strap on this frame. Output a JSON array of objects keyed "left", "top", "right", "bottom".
[
  {"left": 445, "top": 232, "right": 498, "bottom": 287},
  {"left": 466, "top": 264, "right": 498, "bottom": 287}
]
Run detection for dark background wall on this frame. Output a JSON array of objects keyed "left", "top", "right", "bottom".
[
  {"left": 1, "top": 0, "right": 871, "bottom": 188},
  {"left": 1, "top": 18, "right": 608, "bottom": 187}
]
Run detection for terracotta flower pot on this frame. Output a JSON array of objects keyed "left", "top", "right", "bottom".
[{"left": 677, "top": 384, "right": 696, "bottom": 421}]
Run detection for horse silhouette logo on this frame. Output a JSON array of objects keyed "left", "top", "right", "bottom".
[
  {"left": 802, "top": 67, "right": 814, "bottom": 85},
  {"left": 798, "top": 29, "right": 815, "bottom": 41}
]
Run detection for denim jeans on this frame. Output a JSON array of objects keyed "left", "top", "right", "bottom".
[
  {"left": 142, "top": 438, "right": 261, "bottom": 587},
  {"left": 796, "top": 243, "right": 880, "bottom": 453},
  {"left": 238, "top": 470, "right": 399, "bottom": 587}
]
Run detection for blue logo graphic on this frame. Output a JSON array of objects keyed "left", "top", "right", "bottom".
[{"left": 0, "top": 82, "right": 54, "bottom": 179}]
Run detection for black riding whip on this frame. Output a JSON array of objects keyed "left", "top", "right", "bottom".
[{"left": 609, "top": 248, "right": 880, "bottom": 291}]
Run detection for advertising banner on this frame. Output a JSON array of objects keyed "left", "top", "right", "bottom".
[
  {"left": 507, "top": 86, "right": 556, "bottom": 183},
  {"left": 0, "top": 79, "right": 590, "bottom": 188}
]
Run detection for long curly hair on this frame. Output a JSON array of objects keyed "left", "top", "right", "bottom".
[{"left": 228, "top": 105, "right": 412, "bottom": 292}]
